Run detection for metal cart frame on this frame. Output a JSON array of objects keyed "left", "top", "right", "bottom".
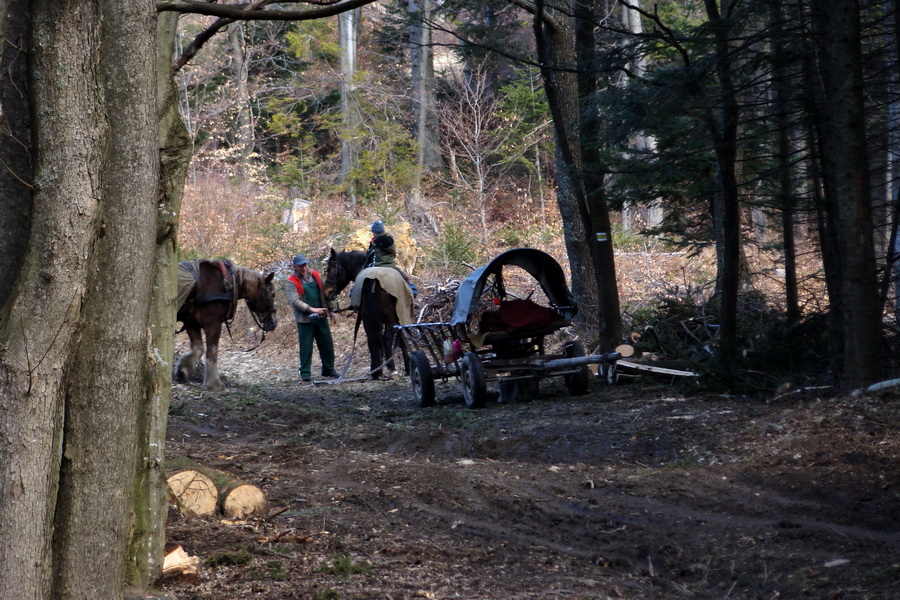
[{"left": 396, "top": 249, "right": 627, "bottom": 408}]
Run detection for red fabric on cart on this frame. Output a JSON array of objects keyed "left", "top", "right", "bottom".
[{"left": 497, "top": 299, "right": 559, "bottom": 333}]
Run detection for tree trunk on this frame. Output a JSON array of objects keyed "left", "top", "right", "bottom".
[
  {"left": 229, "top": 23, "right": 255, "bottom": 167},
  {"left": 0, "top": 2, "right": 159, "bottom": 599},
  {"left": 408, "top": 0, "right": 443, "bottom": 172},
  {"left": 124, "top": 10, "right": 194, "bottom": 590},
  {"left": 620, "top": 0, "right": 662, "bottom": 233},
  {"left": 407, "top": 0, "right": 444, "bottom": 216},
  {"left": 703, "top": 0, "right": 742, "bottom": 372},
  {"left": 883, "top": 0, "right": 900, "bottom": 322},
  {"left": 530, "top": 0, "right": 605, "bottom": 342},
  {"left": 0, "top": 0, "right": 31, "bottom": 307},
  {"left": 339, "top": 8, "right": 361, "bottom": 207},
  {"left": 574, "top": 0, "right": 622, "bottom": 348},
  {"left": 813, "top": 0, "right": 882, "bottom": 388},
  {"left": 771, "top": 0, "right": 800, "bottom": 326},
  {"left": 799, "top": 1, "right": 844, "bottom": 357}
]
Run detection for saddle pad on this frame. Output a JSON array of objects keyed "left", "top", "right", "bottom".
[
  {"left": 176, "top": 260, "right": 201, "bottom": 312},
  {"left": 349, "top": 267, "right": 414, "bottom": 325}
]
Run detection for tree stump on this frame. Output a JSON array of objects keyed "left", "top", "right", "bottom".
[{"left": 166, "top": 457, "right": 269, "bottom": 519}]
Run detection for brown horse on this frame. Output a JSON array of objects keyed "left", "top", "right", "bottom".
[
  {"left": 174, "top": 259, "right": 277, "bottom": 390},
  {"left": 323, "top": 249, "right": 410, "bottom": 379}
]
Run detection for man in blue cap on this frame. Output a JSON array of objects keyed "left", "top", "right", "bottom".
[{"left": 286, "top": 253, "right": 337, "bottom": 382}]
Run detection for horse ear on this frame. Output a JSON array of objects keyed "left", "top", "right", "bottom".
[
  {"left": 265, "top": 271, "right": 275, "bottom": 283},
  {"left": 330, "top": 247, "right": 337, "bottom": 258}
]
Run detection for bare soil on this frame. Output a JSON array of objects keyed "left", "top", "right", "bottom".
[{"left": 161, "top": 333, "right": 900, "bottom": 600}]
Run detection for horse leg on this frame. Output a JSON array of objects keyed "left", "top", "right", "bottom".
[
  {"left": 174, "top": 326, "right": 204, "bottom": 383},
  {"left": 364, "top": 319, "right": 384, "bottom": 379},
  {"left": 202, "top": 323, "right": 226, "bottom": 390}
]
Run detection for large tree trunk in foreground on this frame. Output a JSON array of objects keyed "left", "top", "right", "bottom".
[
  {"left": 124, "top": 11, "right": 194, "bottom": 590},
  {"left": 0, "top": 1, "right": 159, "bottom": 598},
  {"left": 0, "top": 1, "right": 31, "bottom": 306}
]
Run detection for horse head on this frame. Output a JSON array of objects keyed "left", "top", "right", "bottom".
[
  {"left": 323, "top": 248, "right": 359, "bottom": 303},
  {"left": 242, "top": 269, "right": 278, "bottom": 331}
]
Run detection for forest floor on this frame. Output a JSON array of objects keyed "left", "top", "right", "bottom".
[{"left": 159, "top": 322, "right": 900, "bottom": 600}]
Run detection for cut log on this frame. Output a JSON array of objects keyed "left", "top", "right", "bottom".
[
  {"left": 166, "top": 457, "right": 269, "bottom": 519},
  {"left": 166, "top": 469, "right": 218, "bottom": 516},
  {"left": 219, "top": 480, "right": 269, "bottom": 519}
]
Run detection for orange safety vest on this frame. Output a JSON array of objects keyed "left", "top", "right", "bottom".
[{"left": 288, "top": 269, "right": 324, "bottom": 298}]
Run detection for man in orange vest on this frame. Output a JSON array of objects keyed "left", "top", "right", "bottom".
[{"left": 286, "top": 253, "right": 337, "bottom": 382}]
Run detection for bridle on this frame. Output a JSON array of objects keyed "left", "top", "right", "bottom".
[
  {"left": 324, "top": 257, "right": 351, "bottom": 313},
  {"left": 233, "top": 271, "right": 277, "bottom": 352}
]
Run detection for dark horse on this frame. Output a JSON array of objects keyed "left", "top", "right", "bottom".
[
  {"left": 174, "top": 260, "right": 278, "bottom": 390},
  {"left": 323, "top": 249, "right": 409, "bottom": 379}
]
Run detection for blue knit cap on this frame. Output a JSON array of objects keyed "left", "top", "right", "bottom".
[{"left": 371, "top": 220, "right": 385, "bottom": 234}]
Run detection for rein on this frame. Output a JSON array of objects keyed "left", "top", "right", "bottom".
[
  {"left": 239, "top": 312, "right": 268, "bottom": 353},
  {"left": 226, "top": 267, "right": 272, "bottom": 353}
]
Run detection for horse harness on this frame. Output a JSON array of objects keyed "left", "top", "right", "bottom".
[{"left": 181, "top": 259, "right": 239, "bottom": 324}]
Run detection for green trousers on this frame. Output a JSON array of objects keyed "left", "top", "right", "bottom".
[{"left": 296, "top": 319, "right": 335, "bottom": 378}]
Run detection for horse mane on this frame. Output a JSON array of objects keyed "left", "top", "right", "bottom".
[
  {"left": 329, "top": 250, "right": 368, "bottom": 294},
  {"left": 232, "top": 265, "right": 259, "bottom": 298},
  {"left": 342, "top": 250, "right": 367, "bottom": 264}
]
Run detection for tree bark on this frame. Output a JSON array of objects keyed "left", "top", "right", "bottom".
[
  {"left": 0, "top": 0, "right": 31, "bottom": 307},
  {"left": 528, "top": 0, "right": 614, "bottom": 345},
  {"left": 125, "top": 10, "right": 194, "bottom": 590},
  {"left": 0, "top": 2, "right": 158, "bottom": 599}
]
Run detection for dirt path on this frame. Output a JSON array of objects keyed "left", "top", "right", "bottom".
[{"left": 161, "top": 348, "right": 900, "bottom": 600}]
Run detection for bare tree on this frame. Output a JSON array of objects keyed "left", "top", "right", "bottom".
[{"left": 439, "top": 64, "right": 528, "bottom": 243}]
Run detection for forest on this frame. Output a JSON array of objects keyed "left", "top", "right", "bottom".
[
  {"left": 0, "top": 1, "right": 898, "bottom": 599},
  {"left": 172, "top": 0, "right": 899, "bottom": 392}
]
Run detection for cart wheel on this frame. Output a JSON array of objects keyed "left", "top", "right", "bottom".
[
  {"left": 461, "top": 352, "right": 487, "bottom": 409},
  {"left": 410, "top": 351, "right": 436, "bottom": 408},
  {"left": 563, "top": 340, "right": 591, "bottom": 395}
]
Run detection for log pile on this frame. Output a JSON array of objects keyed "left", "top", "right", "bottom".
[{"left": 166, "top": 457, "right": 269, "bottom": 519}]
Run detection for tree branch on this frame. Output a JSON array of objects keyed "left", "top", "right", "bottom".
[
  {"left": 166, "top": 0, "right": 378, "bottom": 73},
  {"left": 158, "top": 0, "right": 376, "bottom": 20}
]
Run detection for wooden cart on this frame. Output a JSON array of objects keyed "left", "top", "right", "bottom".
[{"left": 396, "top": 249, "right": 630, "bottom": 408}]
